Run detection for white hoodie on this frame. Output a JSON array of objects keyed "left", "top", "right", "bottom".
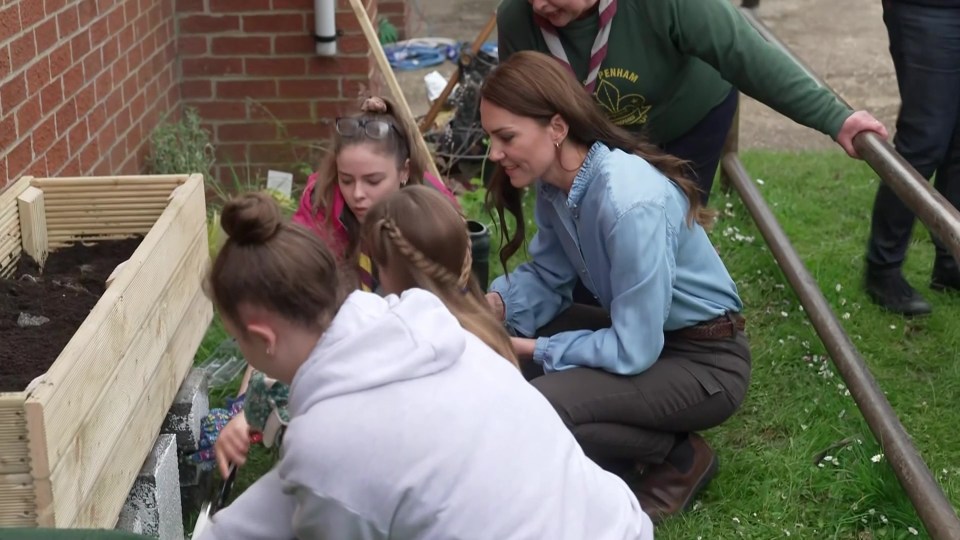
[{"left": 198, "top": 289, "right": 654, "bottom": 540}]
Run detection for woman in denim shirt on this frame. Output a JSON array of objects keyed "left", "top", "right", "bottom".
[{"left": 481, "top": 51, "right": 751, "bottom": 524}]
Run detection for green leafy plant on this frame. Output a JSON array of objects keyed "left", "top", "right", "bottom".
[{"left": 146, "top": 107, "right": 216, "bottom": 179}]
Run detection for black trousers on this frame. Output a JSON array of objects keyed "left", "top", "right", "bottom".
[
  {"left": 526, "top": 304, "right": 751, "bottom": 467},
  {"left": 867, "top": 1, "right": 960, "bottom": 271}
]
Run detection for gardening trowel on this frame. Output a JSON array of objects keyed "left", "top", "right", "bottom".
[{"left": 192, "top": 463, "right": 237, "bottom": 538}]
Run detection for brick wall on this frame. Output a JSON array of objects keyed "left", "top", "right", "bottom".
[
  {"left": 176, "top": 0, "right": 382, "bottom": 183},
  {"left": 0, "top": 0, "right": 180, "bottom": 188}
]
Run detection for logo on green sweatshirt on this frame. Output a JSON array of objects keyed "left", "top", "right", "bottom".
[{"left": 594, "top": 68, "right": 651, "bottom": 128}]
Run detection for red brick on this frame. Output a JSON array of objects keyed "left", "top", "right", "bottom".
[
  {"left": 211, "top": 36, "right": 270, "bottom": 55},
  {"left": 0, "top": 45, "right": 9, "bottom": 80},
  {"left": 49, "top": 42, "right": 71, "bottom": 78},
  {"left": 251, "top": 101, "right": 312, "bottom": 121},
  {"left": 67, "top": 120, "right": 88, "bottom": 156},
  {"left": 278, "top": 79, "right": 339, "bottom": 99},
  {"left": 110, "top": 55, "right": 128, "bottom": 83},
  {"left": 210, "top": 0, "right": 271, "bottom": 11},
  {"left": 181, "top": 79, "right": 212, "bottom": 99},
  {"left": 31, "top": 116, "right": 56, "bottom": 154},
  {"left": 35, "top": 18, "right": 58, "bottom": 54},
  {"left": 284, "top": 121, "right": 333, "bottom": 141},
  {"left": 182, "top": 57, "right": 243, "bottom": 77},
  {"left": 62, "top": 63, "right": 84, "bottom": 96},
  {"left": 273, "top": 34, "right": 313, "bottom": 55},
  {"left": 7, "top": 137, "right": 34, "bottom": 178},
  {"left": 178, "top": 35, "right": 207, "bottom": 55},
  {"left": 193, "top": 101, "right": 248, "bottom": 121},
  {"left": 0, "top": 157, "right": 7, "bottom": 186},
  {"left": 83, "top": 50, "right": 103, "bottom": 79},
  {"left": 334, "top": 11, "right": 364, "bottom": 34},
  {"left": 77, "top": 0, "right": 96, "bottom": 27},
  {"left": 242, "top": 13, "right": 305, "bottom": 33},
  {"left": 179, "top": 14, "right": 241, "bottom": 34},
  {"left": 0, "top": 115, "right": 16, "bottom": 151},
  {"left": 175, "top": 0, "right": 205, "bottom": 12},
  {"left": 245, "top": 57, "right": 305, "bottom": 77},
  {"left": 40, "top": 79, "right": 63, "bottom": 115},
  {"left": 79, "top": 136, "right": 100, "bottom": 171},
  {"left": 45, "top": 135, "right": 70, "bottom": 173},
  {"left": 101, "top": 35, "right": 119, "bottom": 65},
  {"left": 217, "top": 79, "right": 276, "bottom": 99},
  {"left": 19, "top": 0, "right": 45, "bottom": 30},
  {"left": 10, "top": 32, "right": 37, "bottom": 68},
  {"left": 379, "top": 0, "right": 404, "bottom": 14},
  {"left": 75, "top": 82, "right": 95, "bottom": 113},
  {"left": 273, "top": 0, "right": 312, "bottom": 8},
  {"left": 216, "top": 122, "right": 280, "bottom": 142},
  {"left": 86, "top": 101, "right": 106, "bottom": 133},
  {"left": 339, "top": 76, "right": 373, "bottom": 100},
  {"left": 44, "top": 0, "right": 67, "bottom": 16},
  {"left": 57, "top": 6, "right": 80, "bottom": 38},
  {"left": 70, "top": 29, "right": 92, "bottom": 61},
  {"left": 107, "top": 7, "right": 125, "bottom": 36},
  {"left": 117, "top": 25, "right": 135, "bottom": 54},
  {"left": 55, "top": 98, "right": 77, "bottom": 136},
  {"left": 0, "top": 74, "right": 28, "bottom": 115},
  {"left": 25, "top": 58, "right": 51, "bottom": 95},
  {"left": 308, "top": 55, "right": 370, "bottom": 77},
  {"left": 16, "top": 96, "right": 43, "bottom": 133},
  {"left": 0, "top": 5, "right": 22, "bottom": 44},
  {"left": 105, "top": 88, "right": 123, "bottom": 118},
  {"left": 338, "top": 34, "right": 369, "bottom": 55},
  {"left": 89, "top": 17, "right": 109, "bottom": 46},
  {"left": 60, "top": 156, "right": 80, "bottom": 176}
]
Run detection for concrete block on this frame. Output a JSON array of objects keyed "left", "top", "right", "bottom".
[
  {"left": 161, "top": 368, "right": 210, "bottom": 452},
  {"left": 116, "top": 434, "right": 184, "bottom": 540}
]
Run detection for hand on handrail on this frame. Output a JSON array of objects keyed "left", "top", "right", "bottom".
[{"left": 836, "top": 110, "right": 889, "bottom": 159}]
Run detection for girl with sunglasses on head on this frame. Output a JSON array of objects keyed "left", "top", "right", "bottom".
[
  {"left": 293, "top": 96, "right": 458, "bottom": 293},
  {"left": 196, "top": 191, "right": 654, "bottom": 540},
  {"left": 210, "top": 97, "right": 460, "bottom": 478}
]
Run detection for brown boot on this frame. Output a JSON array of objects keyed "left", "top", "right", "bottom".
[{"left": 632, "top": 433, "right": 718, "bottom": 524}]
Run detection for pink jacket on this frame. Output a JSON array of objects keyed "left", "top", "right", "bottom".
[{"left": 292, "top": 170, "right": 459, "bottom": 259}]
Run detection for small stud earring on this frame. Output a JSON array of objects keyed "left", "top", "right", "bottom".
[{"left": 555, "top": 140, "right": 561, "bottom": 149}]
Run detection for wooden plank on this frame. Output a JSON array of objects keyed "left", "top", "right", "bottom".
[
  {"left": 30, "top": 174, "right": 188, "bottom": 186},
  {"left": 23, "top": 175, "right": 206, "bottom": 489},
  {"left": 41, "top": 209, "right": 168, "bottom": 219},
  {"left": 17, "top": 187, "right": 48, "bottom": 269},
  {"left": 0, "top": 177, "right": 33, "bottom": 276},
  {"left": 346, "top": 0, "right": 443, "bottom": 183},
  {"left": 0, "top": 396, "right": 29, "bottom": 476},
  {"left": 41, "top": 230, "right": 208, "bottom": 527},
  {"left": 68, "top": 287, "right": 212, "bottom": 528},
  {"left": 42, "top": 202, "right": 168, "bottom": 212},
  {"left": 0, "top": 472, "right": 36, "bottom": 527},
  {"left": 43, "top": 199, "right": 174, "bottom": 210}
]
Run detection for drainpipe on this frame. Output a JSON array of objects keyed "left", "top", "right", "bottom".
[{"left": 314, "top": 0, "right": 338, "bottom": 56}]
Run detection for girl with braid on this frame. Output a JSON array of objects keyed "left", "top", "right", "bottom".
[
  {"left": 198, "top": 191, "right": 654, "bottom": 540},
  {"left": 213, "top": 189, "right": 520, "bottom": 476},
  {"left": 361, "top": 185, "right": 517, "bottom": 367}
]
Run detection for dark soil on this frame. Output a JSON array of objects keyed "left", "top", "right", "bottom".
[{"left": 0, "top": 237, "right": 142, "bottom": 393}]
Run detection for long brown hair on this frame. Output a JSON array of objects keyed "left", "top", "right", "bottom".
[
  {"left": 312, "top": 96, "right": 434, "bottom": 259},
  {"left": 362, "top": 186, "right": 519, "bottom": 368},
  {"left": 480, "top": 51, "right": 713, "bottom": 271},
  {"left": 207, "top": 192, "right": 346, "bottom": 332}
]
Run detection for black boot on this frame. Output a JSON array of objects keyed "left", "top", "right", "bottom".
[
  {"left": 865, "top": 265, "right": 932, "bottom": 316},
  {"left": 931, "top": 257, "right": 960, "bottom": 292}
]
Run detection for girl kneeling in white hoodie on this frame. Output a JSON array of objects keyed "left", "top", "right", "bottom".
[{"left": 198, "top": 191, "right": 654, "bottom": 540}]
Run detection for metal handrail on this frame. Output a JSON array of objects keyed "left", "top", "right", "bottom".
[
  {"left": 738, "top": 6, "right": 960, "bottom": 267},
  {"left": 719, "top": 5, "right": 960, "bottom": 538}
]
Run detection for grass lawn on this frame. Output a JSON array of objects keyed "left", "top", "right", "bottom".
[{"left": 190, "top": 149, "right": 960, "bottom": 539}]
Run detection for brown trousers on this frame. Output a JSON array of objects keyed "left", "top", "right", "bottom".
[{"left": 526, "top": 304, "right": 752, "bottom": 467}]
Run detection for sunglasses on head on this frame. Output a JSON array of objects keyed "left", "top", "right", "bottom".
[{"left": 335, "top": 117, "right": 400, "bottom": 140}]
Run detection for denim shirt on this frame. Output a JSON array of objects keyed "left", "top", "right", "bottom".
[{"left": 490, "top": 142, "right": 743, "bottom": 376}]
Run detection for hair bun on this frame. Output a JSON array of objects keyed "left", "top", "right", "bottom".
[
  {"left": 360, "top": 96, "right": 389, "bottom": 114},
  {"left": 220, "top": 192, "right": 283, "bottom": 245}
]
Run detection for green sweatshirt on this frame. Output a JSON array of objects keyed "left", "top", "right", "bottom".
[{"left": 496, "top": 0, "right": 853, "bottom": 144}]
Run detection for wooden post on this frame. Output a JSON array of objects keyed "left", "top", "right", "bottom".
[
  {"left": 346, "top": 0, "right": 443, "bottom": 182},
  {"left": 17, "top": 186, "right": 48, "bottom": 269}
]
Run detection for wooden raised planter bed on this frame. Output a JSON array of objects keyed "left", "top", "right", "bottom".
[{"left": 0, "top": 174, "right": 212, "bottom": 529}]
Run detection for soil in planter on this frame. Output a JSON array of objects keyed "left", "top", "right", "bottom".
[{"left": 0, "top": 237, "right": 142, "bottom": 393}]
